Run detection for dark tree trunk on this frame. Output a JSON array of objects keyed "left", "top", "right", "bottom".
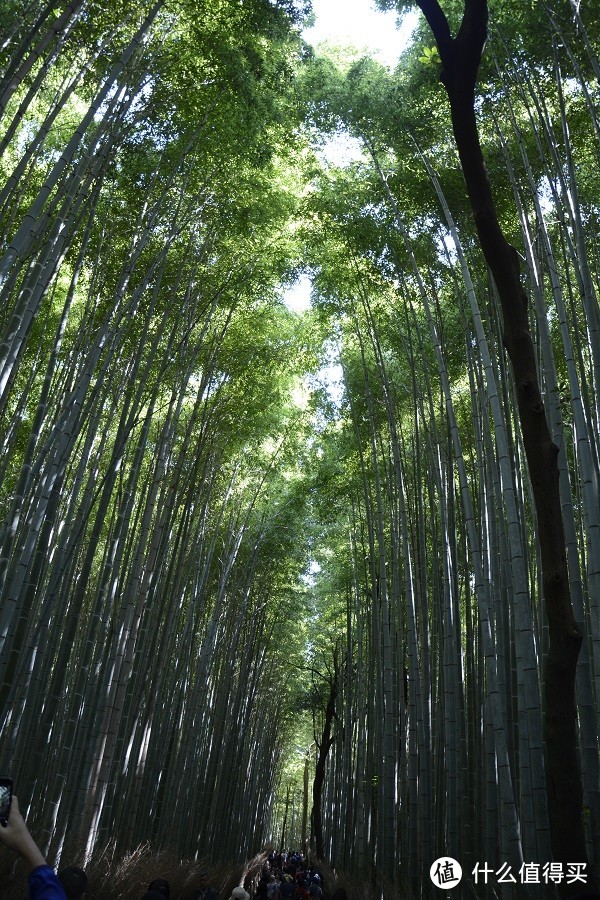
[
  {"left": 415, "top": 0, "right": 586, "bottom": 884},
  {"left": 302, "top": 748, "right": 310, "bottom": 850},
  {"left": 280, "top": 783, "right": 291, "bottom": 852},
  {"left": 311, "top": 658, "right": 338, "bottom": 861}
]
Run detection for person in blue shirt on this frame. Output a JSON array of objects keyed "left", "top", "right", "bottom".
[{"left": 0, "top": 794, "right": 67, "bottom": 900}]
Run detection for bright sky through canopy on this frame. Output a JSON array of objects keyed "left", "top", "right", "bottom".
[
  {"left": 283, "top": 1, "right": 418, "bottom": 315},
  {"left": 303, "top": 0, "right": 419, "bottom": 69}
]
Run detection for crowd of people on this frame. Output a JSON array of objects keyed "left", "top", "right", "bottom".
[
  {"left": 0, "top": 794, "right": 347, "bottom": 900},
  {"left": 247, "top": 850, "right": 345, "bottom": 900}
]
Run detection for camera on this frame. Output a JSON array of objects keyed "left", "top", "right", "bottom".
[{"left": 0, "top": 777, "right": 13, "bottom": 827}]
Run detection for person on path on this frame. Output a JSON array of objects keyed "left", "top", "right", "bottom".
[
  {"left": 308, "top": 879, "right": 322, "bottom": 899},
  {"left": 58, "top": 867, "right": 87, "bottom": 899},
  {"left": 293, "top": 881, "right": 309, "bottom": 900},
  {"left": 227, "top": 889, "right": 250, "bottom": 900},
  {"left": 147, "top": 879, "right": 170, "bottom": 898},
  {"left": 279, "top": 874, "right": 296, "bottom": 900},
  {"left": 255, "top": 872, "right": 270, "bottom": 899},
  {"left": 192, "top": 873, "right": 220, "bottom": 900},
  {"left": 267, "top": 874, "right": 280, "bottom": 899}
]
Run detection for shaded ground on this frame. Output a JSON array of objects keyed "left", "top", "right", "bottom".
[{"left": 0, "top": 843, "right": 398, "bottom": 899}]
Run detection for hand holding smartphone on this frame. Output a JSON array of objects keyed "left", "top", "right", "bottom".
[
  {"left": 0, "top": 776, "right": 13, "bottom": 827},
  {"left": 0, "top": 792, "right": 47, "bottom": 872}
]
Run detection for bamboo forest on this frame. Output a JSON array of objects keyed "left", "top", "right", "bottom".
[{"left": 0, "top": 0, "right": 600, "bottom": 897}]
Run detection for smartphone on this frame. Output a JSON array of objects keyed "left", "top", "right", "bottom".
[{"left": 0, "top": 777, "right": 13, "bottom": 826}]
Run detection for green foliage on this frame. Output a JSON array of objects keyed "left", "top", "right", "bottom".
[
  {"left": 2, "top": 0, "right": 600, "bottom": 878},
  {"left": 418, "top": 44, "right": 439, "bottom": 66}
]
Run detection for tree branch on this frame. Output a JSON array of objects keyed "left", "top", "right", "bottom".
[
  {"left": 415, "top": 0, "right": 488, "bottom": 97},
  {"left": 456, "top": 0, "right": 488, "bottom": 90},
  {"left": 415, "top": 0, "right": 453, "bottom": 62}
]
